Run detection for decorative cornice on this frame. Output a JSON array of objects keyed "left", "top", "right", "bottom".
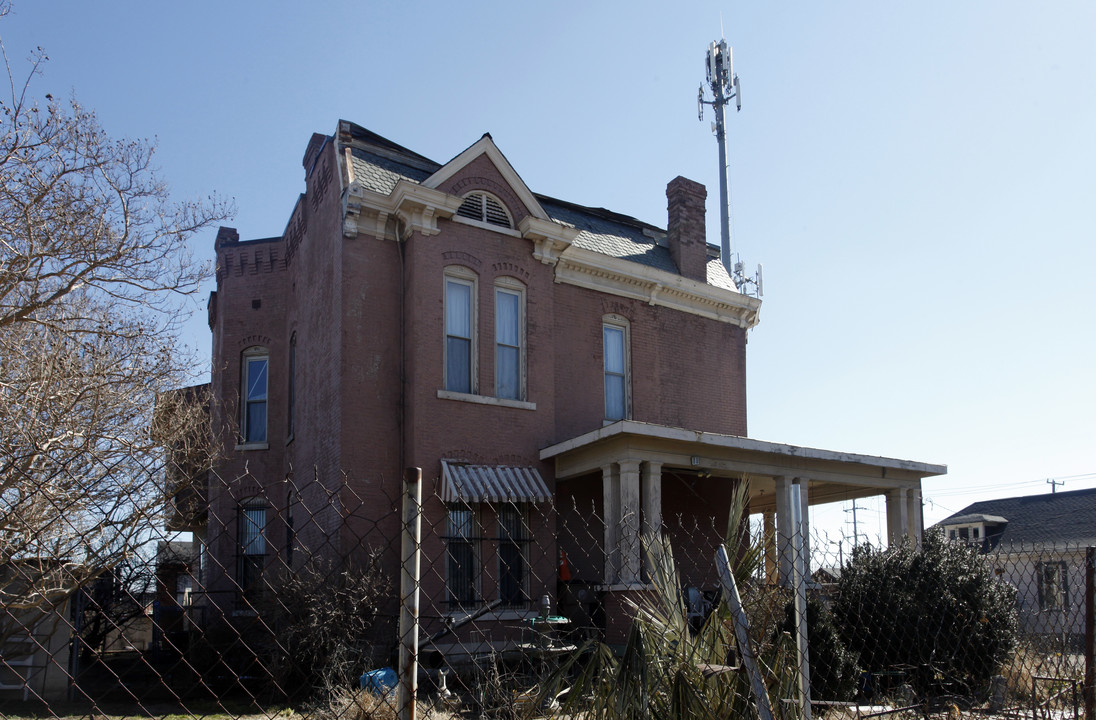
[
  {"left": 519, "top": 216, "right": 578, "bottom": 265},
  {"left": 343, "top": 180, "right": 463, "bottom": 240},
  {"left": 553, "top": 247, "right": 761, "bottom": 328}
]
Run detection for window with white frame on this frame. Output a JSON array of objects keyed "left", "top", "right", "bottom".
[
  {"left": 497, "top": 504, "right": 530, "bottom": 608},
  {"left": 237, "top": 499, "right": 267, "bottom": 600},
  {"left": 445, "top": 505, "right": 479, "bottom": 609},
  {"left": 495, "top": 280, "right": 525, "bottom": 400},
  {"left": 603, "top": 317, "right": 629, "bottom": 421},
  {"left": 445, "top": 269, "right": 477, "bottom": 394},
  {"left": 456, "top": 191, "right": 512, "bottom": 229},
  {"left": 241, "top": 348, "right": 269, "bottom": 444}
]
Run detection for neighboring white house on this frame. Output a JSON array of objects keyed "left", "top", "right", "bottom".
[{"left": 937, "top": 488, "right": 1096, "bottom": 647}]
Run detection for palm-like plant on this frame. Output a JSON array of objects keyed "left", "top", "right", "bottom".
[{"left": 542, "top": 482, "right": 800, "bottom": 720}]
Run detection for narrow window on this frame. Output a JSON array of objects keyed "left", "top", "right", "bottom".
[
  {"left": 286, "top": 490, "right": 296, "bottom": 566},
  {"left": 241, "top": 348, "right": 269, "bottom": 443},
  {"left": 603, "top": 320, "right": 628, "bottom": 421},
  {"left": 495, "top": 284, "right": 523, "bottom": 400},
  {"left": 497, "top": 504, "right": 530, "bottom": 608},
  {"left": 237, "top": 500, "right": 267, "bottom": 601},
  {"left": 445, "top": 505, "right": 478, "bottom": 609},
  {"left": 287, "top": 333, "right": 296, "bottom": 440},
  {"left": 445, "top": 273, "right": 475, "bottom": 393},
  {"left": 1038, "top": 562, "right": 1068, "bottom": 611}
]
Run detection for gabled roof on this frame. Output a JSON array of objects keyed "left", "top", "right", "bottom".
[
  {"left": 338, "top": 121, "right": 737, "bottom": 290},
  {"left": 937, "top": 487, "right": 1096, "bottom": 547}
]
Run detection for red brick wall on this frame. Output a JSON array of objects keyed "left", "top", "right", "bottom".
[{"left": 206, "top": 131, "right": 751, "bottom": 628}]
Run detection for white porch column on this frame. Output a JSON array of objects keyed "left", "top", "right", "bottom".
[
  {"left": 763, "top": 511, "right": 777, "bottom": 585},
  {"left": 906, "top": 486, "right": 923, "bottom": 548},
  {"left": 885, "top": 487, "right": 909, "bottom": 545},
  {"left": 795, "top": 478, "right": 811, "bottom": 581},
  {"left": 618, "top": 459, "right": 642, "bottom": 585},
  {"left": 641, "top": 461, "right": 663, "bottom": 564},
  {"left": 775, "top": 476, "right": 793, "bottom": 586},
  {"left": 602, "top": 464, "right": 620, "bottom": 583}
]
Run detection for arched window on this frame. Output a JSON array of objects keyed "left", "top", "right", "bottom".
[
  {"left": 602, "top": 315, "right": 630, "bottom": 422},
  {"left": 444, "top": 267, "right": 478, "bottom": 394},
  {"left": 241, "top": 347, "right": 269, "bottom": 444},
  {"left": 456, "top": 191, "right": 512, "bottom": 229},
  {"left": 494, "top": 277, "right": 526, "bottom": 400}
]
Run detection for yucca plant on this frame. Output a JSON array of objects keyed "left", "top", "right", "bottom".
[{"left": 542, "top": 482, "right": 798, "bottom": 720}]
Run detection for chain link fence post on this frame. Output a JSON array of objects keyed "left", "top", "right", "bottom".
[
  {"left": 398, "top": 467, "right": 421, "bottom": 720},
  {"left": 1085, "top": 546, "right": 1094, "bottom": 720}
]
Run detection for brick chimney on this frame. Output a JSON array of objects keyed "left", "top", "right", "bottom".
[{"left": 666, "top": 176, "right": 708, "bottom": 282}]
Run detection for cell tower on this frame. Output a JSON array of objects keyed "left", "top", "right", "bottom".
[{"left": 698, "top": 38, "right": 762, "bottom": 297}]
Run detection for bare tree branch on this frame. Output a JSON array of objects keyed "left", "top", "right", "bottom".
[{"left": 0, "top": 29, "right": 229, "bottom": 621}]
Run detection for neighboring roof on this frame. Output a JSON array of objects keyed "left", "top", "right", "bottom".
[
  {"left": 440, "top": 461, "right": 552, "bottom": 504},
  {"left": 340, "top": 122, "right": 736, "bottom": 289},
  {"left": 936, "top": 487, "right": 1096, "bottom": 547},
  {"left": 939, "top": 513, "right": 1007, "bottom": 526}
]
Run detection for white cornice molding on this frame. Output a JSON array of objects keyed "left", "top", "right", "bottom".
[
  {"left": 422, "top": 136, "right": 550, "bottom": 221},
  {"left": 344, "top": 180, "right": 463, "bottom": 239},
  {"left": 518, "top": 216, "right": 578, "bottom": 265},
  {"left": 553, "top": 247, "right": 761, "bottom": 328}
]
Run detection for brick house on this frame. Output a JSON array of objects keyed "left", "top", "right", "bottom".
[{"left": 192, "top": 121, "right": 945, "bottom": 649}]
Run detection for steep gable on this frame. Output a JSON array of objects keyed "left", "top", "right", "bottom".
[{"left": 422, "top": 134, "right": 549, "bottom": 224}]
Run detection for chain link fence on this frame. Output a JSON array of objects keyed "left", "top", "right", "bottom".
[{"left": 3, "top": 467, "right": 1095, "bottom": 720}]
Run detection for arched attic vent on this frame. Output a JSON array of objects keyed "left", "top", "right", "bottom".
[{"left": 456, "top": 191, "right": 513, "bottom": 229}]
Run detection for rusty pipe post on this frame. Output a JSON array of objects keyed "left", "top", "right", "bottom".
[
  {"left": 1085, "top": 547, "right": 1094, "bottom": 720},
  {"left": 398, "top": 468, "right": 422, "bottom": 720}
]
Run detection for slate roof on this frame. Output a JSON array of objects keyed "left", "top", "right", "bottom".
[
  {"left": 343, "top": 124, "right": 739, "bottom": 291},
  {"left": 936, "top": 487, "right": 1096, "bottom": 548}
]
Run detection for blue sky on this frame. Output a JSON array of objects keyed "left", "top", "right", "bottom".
[{"left": 5, "top": 1, "right": 1094, "bottom": 535}]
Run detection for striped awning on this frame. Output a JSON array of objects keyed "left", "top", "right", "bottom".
[{"left": 440, "top": 461, "right": 551, "bottom": 504}]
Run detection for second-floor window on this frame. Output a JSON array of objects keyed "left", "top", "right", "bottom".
[
  {"left": 242, "top": 348, "right": 268, "bottom": 443},
  {"left": 495, "top": 282, "right": 524, "bottom": 400},
  {"left": 445, "top": 274, "right": 475, "bottom": 393},
  {"left": 603, "top": 318, "right": 629, "bottom": 421}
]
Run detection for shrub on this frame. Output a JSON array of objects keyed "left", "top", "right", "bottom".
[
  {"left": 265, "top": 552, "right": 392, "bottom": 693},
  {"left": 832, "top": 530, "right": 1018, "bottom": 698},
  {"left": 778, "top": 593, "right": 860, "bottom": 702}
]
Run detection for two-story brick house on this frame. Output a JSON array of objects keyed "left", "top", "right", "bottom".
[{"left": 195, "top": 120, "right": 945, "bottom": 649}]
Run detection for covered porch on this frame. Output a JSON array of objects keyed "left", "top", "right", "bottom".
[{"left": 541, "top": 420, "right": 947, "bottom": 589}]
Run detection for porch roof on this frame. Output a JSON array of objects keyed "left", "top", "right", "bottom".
[{"left": 540, "top": 420, "right": 946, "bottom": 511}]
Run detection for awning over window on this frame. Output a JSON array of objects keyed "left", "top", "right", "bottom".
[{"left": 440, "top": 461, "right": 551, "bottom": 504}]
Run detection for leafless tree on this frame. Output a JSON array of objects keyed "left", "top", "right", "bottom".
[{"left": 0, "top": 26, "right": 230, "bottom": 621}]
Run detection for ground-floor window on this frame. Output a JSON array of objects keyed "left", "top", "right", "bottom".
[
  {"left": 497, "top": 504, "right": 530, "bottom": 608},
  {"left": 237, "top": 500, "right": 267, "bottom": 602},
  {"left": 445, "top": 503, "right": 532, "bottom": 610},
  {"left": 1038, "top": 561, "right": 1068, "bottom": 611},
  {"left": 445, "top": 505, "right": 479, "bottom": 609}
]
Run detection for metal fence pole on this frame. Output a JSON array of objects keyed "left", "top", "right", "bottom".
[
  {"left": 791, "top": 481, "right": 812, "bottom": 720},
  {"left": 398, "top": 467, "right": 422, "bottom": 720},
  {"left": 716, "top": 544, "right": 775, "bottom": 720},
  {"left": 1085, "top": 547, "right": 1094, "bottom": 720}
]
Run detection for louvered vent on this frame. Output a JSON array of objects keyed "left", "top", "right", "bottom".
[{"left": 456, "top": 192, "right": 512, "bottom": 228}]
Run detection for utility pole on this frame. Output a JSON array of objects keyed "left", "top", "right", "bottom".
[
  {"left": 1048, "top": 478, "right": 1065, "bottom": 494},
  {"left": 845, "top": 503, "right": 867, "bottom": 547}
]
